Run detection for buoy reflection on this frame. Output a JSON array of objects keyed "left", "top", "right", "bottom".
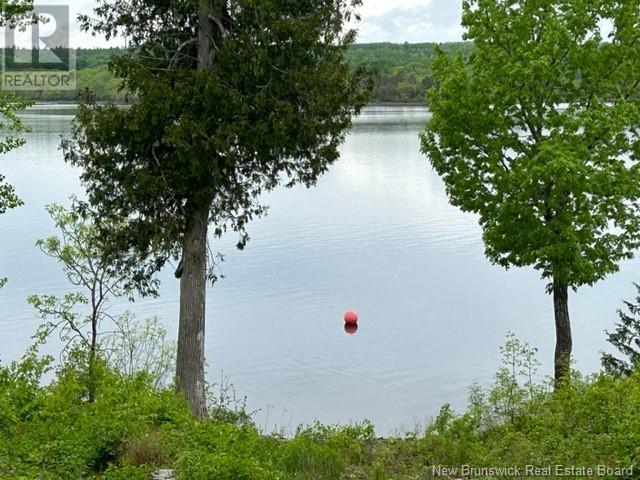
[{"left": 344, "top": 323, "right": 359, "bottom": 335}]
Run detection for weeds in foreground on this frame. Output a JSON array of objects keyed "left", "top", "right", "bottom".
[{"left": 1, "top": 333, "right": 639, "bottom": 479}]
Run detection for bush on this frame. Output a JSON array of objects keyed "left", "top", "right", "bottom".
[
  {"left": 174, "top": 423, "right": 281, "bottom": 480},
  {"left": 280, "top": 421, "right": 374, "bottom": 480},
  {"left": 0, "top": 351, "right": 190, "bottom": 479},
  {"left": 2, "top": 333, "right": 640, "bottom": 479},
  {"left": 419, "top": 335, "right": 640, "bottom": 476}
]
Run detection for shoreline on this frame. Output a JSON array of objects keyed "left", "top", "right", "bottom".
[
  {"left": 367, "top": 101, "right": 428, "bottom": 107},
  {"left": 26, "top": 100, "right": 428, "bottom": 108}
]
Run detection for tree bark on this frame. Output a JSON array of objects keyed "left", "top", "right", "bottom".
[
  {"left": 553, "top": 277, "right": 572, "bottom": 384},
  {"left": 197, "top": 0, "right": 214, "bottom": 68},
  {"left": 175, "top": 0, "right": 226, "bottom": 419},
  {"left": 174, "top": 0, "right": 226, "bottom": 420},
  {"left": 175, "top": 205, "right": 209, "bottom": 419},
  {"left": 88, "top": 314, "right": 98, "bottom": 402}
]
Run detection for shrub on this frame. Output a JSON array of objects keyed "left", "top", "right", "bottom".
[
  {"left": 2, "top": 332, "right": 640, "bottom": 479},
  {"left": 0, "top": 353, "right": 191, "bottom": 479}
]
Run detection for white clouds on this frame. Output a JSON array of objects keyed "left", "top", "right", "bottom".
[
  {"left": 356, "top": 0, "right": 464, "bottom": 43},
  {"left": 67, "top": 0, "right": 122, "bottom": 48},
  {"left": 4, "top": 0, "right": 462, "bottom": 48},
  {"left": 0, "top": 0, "right": 120, "bottom": 48},
  {"left": 358, "top": 0, "right": 431, "bottom": 17},
  {"left": 70, "top": 0, "right": 463, "bottom": 47}
]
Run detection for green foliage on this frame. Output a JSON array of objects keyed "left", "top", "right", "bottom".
[
  {"left": 1, "top": 333, "right": 640, "bottom": 479},
  {"left": 175, "top": 423, "right": 280, "bottom": 480},
  {"left": 487, "top": 333, "right": 545, "bottom": 425},
  {"left": 28, "top": 204, "right": 131, "bottom": 360},
  {"left": 100, "top": 464, "right": 154, "bottom": 480},
  {"left": 5, "top": 43, "right": 471, "bottom": 104},
  {"left": 0, "top": 353, "right": 191, "bottom": 479},
  {"left": 283, "top": 421, "right": 375, "bottom": 478},
  {"left": 207, "top": 372, "right": 254, "bottom": 426},
  {"left": 28, "top": 204, "right": 173, "bottom": 401},
  {"left": 282, "top": 435, "right": 345, "bottom": 480},
  {"left": 0, "top": 167, "right": 25, "bottom": 214},
  {"left": 0, "top": 346, "right": 53, "bottom": 435},
  {"left": 422, "top": 1, "right": 640, "bottom": 289},
  {"left": 0, "top": 48, "right": 127, "bottom": 103},
  {"left": 417, "top": 335, "right": 640, "bottom": 475},
  {"left": 75, "top": 48, "right": 125, "bottom": 70},
  {"left": 421, "top": 0, "right": 640, "bottom": 381},
  {"left": 602, "top": 283, "right": 640, "bottom": 376},
  {"left": 345, "top": 42, "right": 473, "bottom": 103},
  {"left": 63, "top": 0, "right": 373, "bottom": 289},
  {"left": 75, "top": 65, "right": 126, "bottom": 103},
  {"left": 102, "top": 314, "right": 175, "bottom": 390}
]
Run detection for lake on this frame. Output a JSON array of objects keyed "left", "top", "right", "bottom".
[{"left": 0, "top": 105, "right": 638, "bottom": 435}]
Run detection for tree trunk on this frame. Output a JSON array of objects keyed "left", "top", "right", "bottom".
[
  {"left": 197, "top": 0, "right": 214, "bottom": 68},
  {"left": 175, "top": 0, "right": 225, "bottom": 419},
  {"left": 553, "top": 277, "right": 572, "bottom": 384},
  {"left": 175, "top": 205, "right": 209, "bottom": 419},
  {"left": 88, "top": 314, "right": 98, "bottom": 402}
]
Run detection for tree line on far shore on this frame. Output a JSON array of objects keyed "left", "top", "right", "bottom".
[{"left": 0, "top": 42, "right": 474, "bottom": 104}]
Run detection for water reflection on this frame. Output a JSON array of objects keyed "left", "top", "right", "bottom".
[{"left": 344, "top": 323, "right": 359, "bottom": 335}]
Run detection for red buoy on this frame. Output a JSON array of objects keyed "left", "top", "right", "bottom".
[{"left": 344, "top": 310, "right": 359, "bottom": 325}]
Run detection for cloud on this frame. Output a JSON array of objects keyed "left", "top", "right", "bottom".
[
  {"left": 70, "top": 0, "right": 464, "bottom": 47},
  {"left": 67, "top": 0, "right": 124, "bottom": 47},
  {"left": 3, "top": 0, "right": 462, "bottom": 48},
  {"left": 0, "top": 0, "right": 121, "bottom": 48},
  {"left": 357, "top": 0, "right": 464, "bottom": 43}
]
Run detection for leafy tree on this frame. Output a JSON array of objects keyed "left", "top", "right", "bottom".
[
  {"left": 421, "top": 0, "right": 640, "bottom": 382},
  {"left": 29, "top": 204, "right": 173, "bottom": 398},
  {"left": 28, "top": 204, "right": 134, "bottom": 400},
  {"left": 602, "top": 284, "right": 640, "bottom": 376},
  {"left": 488, "top": 333, "right": 543, "bottom": 424},
  {"left": 63, "top": 0, "right": 372, "bottom": 417}
]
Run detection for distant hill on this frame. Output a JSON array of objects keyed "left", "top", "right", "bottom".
[
  {"left": 1, "top": 48, "right": 127, "bottom": 103},
  {"left": 2, "top": 43, "right": 474, "bottom": 104},
  {"left": 347, "top": 42, "right": 474, "bottom": 104}
]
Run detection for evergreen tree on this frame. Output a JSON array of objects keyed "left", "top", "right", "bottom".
[{"left": 63, "top": 0, "right": 371, "bottom": 416}]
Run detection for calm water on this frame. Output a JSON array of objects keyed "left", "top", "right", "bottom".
[{"left": 1, "top": 106, "right": 638, "bottom": 434}]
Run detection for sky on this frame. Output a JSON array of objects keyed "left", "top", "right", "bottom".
[
  {"left": 5, "top": 0, "right": 464, "bottom": 48},
  {"left": 356, "top": 0, "right": 464, "bottom": 44}
]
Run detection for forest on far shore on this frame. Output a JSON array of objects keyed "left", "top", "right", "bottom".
[{"left": 1, "top": 42, "right": 474, "bottom": 104}]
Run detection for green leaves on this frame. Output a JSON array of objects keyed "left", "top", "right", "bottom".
[
  {"left": 0, "top": 174, "right": 22, "bottom": 215},
  {"left": 64, "top": 0, "right": 372, "bottom": 289},
  {"left": 28, "top": 204, "right": 140, "bottom": 360},
  {"left": 422, "top": 0, "right": 640, "bottom": 288},
  {"left": 0, "top": 91, "right": 30, "bottom": 215}
]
